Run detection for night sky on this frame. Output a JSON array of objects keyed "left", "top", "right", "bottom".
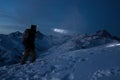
[{"left": 0, "top": 0, "right": 120, "bottom": 36}]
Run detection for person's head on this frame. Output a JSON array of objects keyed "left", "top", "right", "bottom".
[{"left": 31, "top": 25, "right": 37, "bottom": 32}]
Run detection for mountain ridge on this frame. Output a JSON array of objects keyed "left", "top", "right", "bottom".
[{"left": 0, "top": 30, "right": 119, "bottom": 66}]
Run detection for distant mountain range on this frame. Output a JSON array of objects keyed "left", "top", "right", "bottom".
[{"left": 0, "top": 30, "right": 119, "bottom": 66}]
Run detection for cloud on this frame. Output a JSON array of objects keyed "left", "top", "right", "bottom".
[
  {"left": 0, "top": 0, "right": 88, "bottom": 34},
  {"left": 14, "top": 0, "right": 76, "bottom": 25},
  {"left": 56, "top": 6, "right": 88, "bottom": 34},
  {"left": 0, "top": 9, "right": 18, "bottom": 20},
  {"left": 53, "top": 28, "right": 68, "bottom": 34},
  {"left": 0, "top": 24, "right": 24, "bottom": 34}
]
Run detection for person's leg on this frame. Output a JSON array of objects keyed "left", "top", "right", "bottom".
[
  {"left": 30, "top": 49, "right": 36, "bottom": 63},
  {"left": 21, "top": 49, "right": 29, "bottom": 64}
]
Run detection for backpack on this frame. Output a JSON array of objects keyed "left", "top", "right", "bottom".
[{"left": 22, "top": 29, "right": 30, "bottom": 46}]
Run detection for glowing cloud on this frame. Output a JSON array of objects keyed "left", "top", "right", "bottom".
[{"left": 53, "top": 28, "right": 68, "bottom": 34}]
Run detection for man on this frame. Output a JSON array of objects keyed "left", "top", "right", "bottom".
[{"left": 21, "top": 25, "right": 37, "bottom": 64}]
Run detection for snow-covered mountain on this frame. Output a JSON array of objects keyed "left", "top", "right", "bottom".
[
  {"left": 0, "top": 30, "right": 119, "bottom": 66},
  {"left": 0, "top": 30, "right": 120, "bottom": 80},
  {"left": 0, "top": 31, "right": 72, "bottom": 66}
]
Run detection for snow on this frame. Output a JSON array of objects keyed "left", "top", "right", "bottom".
[
  {"left": 0, "top": 30, "right": 120, "bottom": 80},
  {"left": 0, "top": 42, "right": 120, "bottom": 80},
  {"left": 106, "top": 43, "right": 120, "bottom": 47}
]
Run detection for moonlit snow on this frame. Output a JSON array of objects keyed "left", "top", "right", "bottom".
[{"left": 0, "top": 30, "right": 120, "bottom": 80}]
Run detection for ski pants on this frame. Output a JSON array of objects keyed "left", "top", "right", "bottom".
[{"left": 21, "top": 48, "right": 36, "bottom": 64}]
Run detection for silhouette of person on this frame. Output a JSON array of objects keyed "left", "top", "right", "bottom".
[{"left": 21, "top": 25, "right": 37, "bottom": 64}]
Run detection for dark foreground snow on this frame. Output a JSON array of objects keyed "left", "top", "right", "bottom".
[{"left": 0, "top": 42, "right": 120, "bottom": 80}]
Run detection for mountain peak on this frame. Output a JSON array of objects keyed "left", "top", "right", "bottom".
[
  {"left": 9, "top": 31, "right": 22, "bottom": 37},
  {"left": 93, "top": 29, "right": 112, "bottom": 38}
]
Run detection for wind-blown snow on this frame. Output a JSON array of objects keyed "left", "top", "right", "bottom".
[
  {"left": 0, "top": 30, "right": 120, "bottom": 80},
  {"left": 106, "top": 43, "right": 120, "bottom": 48},
  {"left": 0, "top": 42, "right": 120, "bottom": 80}
]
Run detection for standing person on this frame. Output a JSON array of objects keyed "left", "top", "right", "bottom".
[{"left": 21, "top": 25, "right": 37, "bottom": 64}]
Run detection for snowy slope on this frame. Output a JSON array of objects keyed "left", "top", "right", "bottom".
[
  {"left": 0, "top": 42, "right": 120, "bottom": 80},
  {"left": 0, "top": 30, "right": 119, "bottom": 66},
  {"left": 0, "top": 30, "right": 120, "bottom": 80},
  {"left": 47, "top": 30, "right": 118, "bottom": 54},
  {"left": 0, "top": 31, "right": 72, "bottom": 66},
  {"left": 0, "top": 32, "right": 23, "bottom": 65}
]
